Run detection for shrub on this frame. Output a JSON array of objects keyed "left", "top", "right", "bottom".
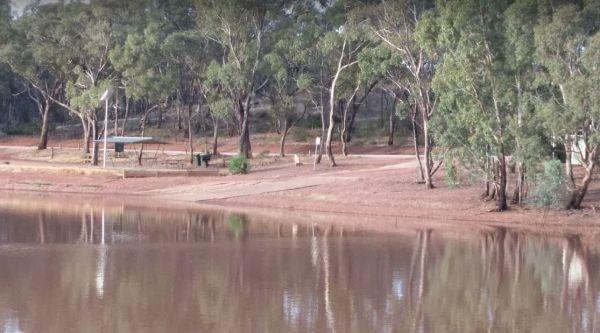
[
  {"left": 444, "top": 160, "right": 460, "bottom": 188},
  {"left": 529, "top": 159, "right": 569, "bottom": 209},
  {"left": 228, "top": 155, "right": 250, "bottom": 174},
  {"left": 290, "top": 126, "right": 310, "bottom": 142}
]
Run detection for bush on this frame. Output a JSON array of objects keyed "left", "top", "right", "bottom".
[
  {"left": 290, "top": 126, "right": 310, "bottom": 142},
  {"left": 228, "top": 155, "right": 250, "bottom": 174},
  {"left": 444, "top": 160, "right": 460, "bottom": 188},
  {"left": 529, "top": 159, "right": 569, "bottom": 209}
]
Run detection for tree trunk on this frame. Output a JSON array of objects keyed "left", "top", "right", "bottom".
[
  {"left": 187, "top": 104, "right": 194, "bottom": 164},
  {"left": 316, "top": 105, "right": 326, "bottom": 164},
  {"left": 565, "top": 135, "right": 576, "bottom": 186},
  {"left": 177, "top": 91, "right": 183, "bottom": 131},
  {"left": 511, "top": 163, "right": 525, "bottom": 205},
  {"left": 423, "top": 111, "right": 434, "bottom": 189},
  {"left": 157, "top": 104, "right": 163, "bottom": 129},
  {"left": 113, "top": 89, "right": 119, "bottom": 136},
  {"left": 81, "top": 117, "right": 90, "bottom": 154},
  {"left": 340, "top": 100, "right": 349, "bottom": 157},
  {"left": 497, "top": 153, "right": 508, "bottom": 211},
  {"left": 138, "top": 112, "right": 148, "bottom": 166},
  {"left": 325, "top": 107, "right": 336, "bottom": 166},
  {"left": 37, "top": 101, "right": 51, "bottom": 150},
  {"left": 280, "top": 119, "right": 291, "bottom": 157},
  {"left": 236, "top": 100, "right": 252, "bottom": 158},
  {"left": 387, "top": 98, "right": 397, "bottom": 146},
  {"left": 121, "top": 95, "right": 129, "bottom": 136},
  {"left": 91, "top": 116, "right": 99, "bottom": 166},
  {"left": 567, "top": 148, "right": 597, "bottom": 209},
  {"left": 412, "top": 106, "right": 425, "bottom": 183},
  {"left": 211, "top": 115, "right": 219, "bottom": 155}
]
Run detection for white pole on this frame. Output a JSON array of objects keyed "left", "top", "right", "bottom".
[{"left": 103, "top": 98, "right": 109, "bottom": 168}]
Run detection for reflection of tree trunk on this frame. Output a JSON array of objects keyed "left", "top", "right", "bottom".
[
  {"left": 322, "top": 232, "right": 335, "bottom": 333},
  {"left": 89, "top": 211, "right": 94, "bottom": 244},
  {"left": 407, "top": 231, "right": 421, "bottom": 311},
  {"left": 79, "top": 213, "right": 88, "bottom": 243},
  {"left": 186, "top": 214, "right": 192, "bottom": 242},
  {"left": 412, "top": 229, "right": 430, "bottom": 333},
  {"left": 38, "top": 212, "right": 46, "bottom": 244}
]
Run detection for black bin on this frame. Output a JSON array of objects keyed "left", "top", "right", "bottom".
[{"left": 196, "top": 153, "right": 211, "bottom": 167}]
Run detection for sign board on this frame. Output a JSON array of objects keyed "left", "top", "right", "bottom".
[{"left": 315, "top": 137, "right": 321, "bottom": 145}]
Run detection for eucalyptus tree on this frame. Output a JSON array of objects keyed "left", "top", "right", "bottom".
[
  {"left": 196, "top": 0, "right": 288, "bottom": 158},
  {"left": 319, "top": 2, "right": 372, "bottom": 166},
  {"left": 503, "top": 0, "right": 553, "bottom": 205},
  {"left": 110, "top": 15, "right": 178, "bottom": 164},
  {"left": 534, "top": 1, "right": 599, "bottom": 209},
  {"left": 339, "top": 42, "right": 379, "bottom": 157},
  {"left": 427, "top": 0, "right": 516, "bottom": 211},
  {"left": 163, "top": 29, "right": 215, "bottom": 161},
  {"left": 370, "top": 0, "right": 439, "bottom": 188},
  {"left": 0, "top": 3, "right": 72, "bottom": 150},
  {"left": 263, "top": 10, "right": 316, "bottom": 157}
]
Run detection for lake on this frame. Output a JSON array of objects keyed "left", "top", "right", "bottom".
[{"left": 0, "top": 195, "right": 598, "bottom": 333}]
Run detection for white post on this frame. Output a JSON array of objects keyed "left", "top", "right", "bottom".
[
  {"left": 313, "top": 137, "right": 320, "bottom": 170},
  {"left": 103, "top": 98, "right": 109, "bottom": 168}
]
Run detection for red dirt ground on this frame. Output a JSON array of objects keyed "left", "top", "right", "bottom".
[{"left": 0, "top": 135, "right": 599, "bottom": 236}]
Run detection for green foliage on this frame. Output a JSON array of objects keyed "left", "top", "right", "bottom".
[
  {"left": 5, "top": 122, "right": 42, "bottom": 135},
  {"left": 444, "top": 160, "right": 460, "bottom": 188},
  {"left": 529, "top": 160, "right": 570, "bottom": 209},
  {"left": 226, "top": 214, "right": 247, "bottom": 239},
  {"left": 228, "top": 155, "right": 250, "bottom": 174},
  {"left": 290, "top": 126, "right": 310, "bottom": 143}
]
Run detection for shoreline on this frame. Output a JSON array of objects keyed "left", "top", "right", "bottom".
[{"left": 0, "top": 144, "right": 598, "bottom": 237}]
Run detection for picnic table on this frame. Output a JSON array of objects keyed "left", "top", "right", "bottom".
[{"left": 94, "top": 136, "right": 169, "bottom": 167}]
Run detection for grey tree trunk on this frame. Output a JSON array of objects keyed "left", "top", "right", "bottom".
[
  {"left": 212, "top": 116, "right": 219, "bottom": 155},
  {"left": 567, "top": 148, "right": 598, "bottom": 209},
  {"left": 188, "top": 104, "right": 194, "bottom": 164},
  {"left": 387, "top": 99, "right": 397, "bottom": 146},
  {"left": 497, "top": 153, "right": 508, "bottom": 211},
  {"left": 37, "top": 101, "right": 51, "bottom": 150}
]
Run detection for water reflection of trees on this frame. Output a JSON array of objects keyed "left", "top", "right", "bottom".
[
  {"left": 424, "top": 229, "right": 599, "bottom": 333},
  {"left": 1, "top": 204, "right": 600, "bottom": 332}
]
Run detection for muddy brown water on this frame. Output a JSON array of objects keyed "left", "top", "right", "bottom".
[{"left": 0, "top": 196, "right": 598, "bottom": 333}]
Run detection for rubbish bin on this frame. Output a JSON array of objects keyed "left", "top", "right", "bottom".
[{"left": 196, "top": 153, "right": 211, "bottom": 167}]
